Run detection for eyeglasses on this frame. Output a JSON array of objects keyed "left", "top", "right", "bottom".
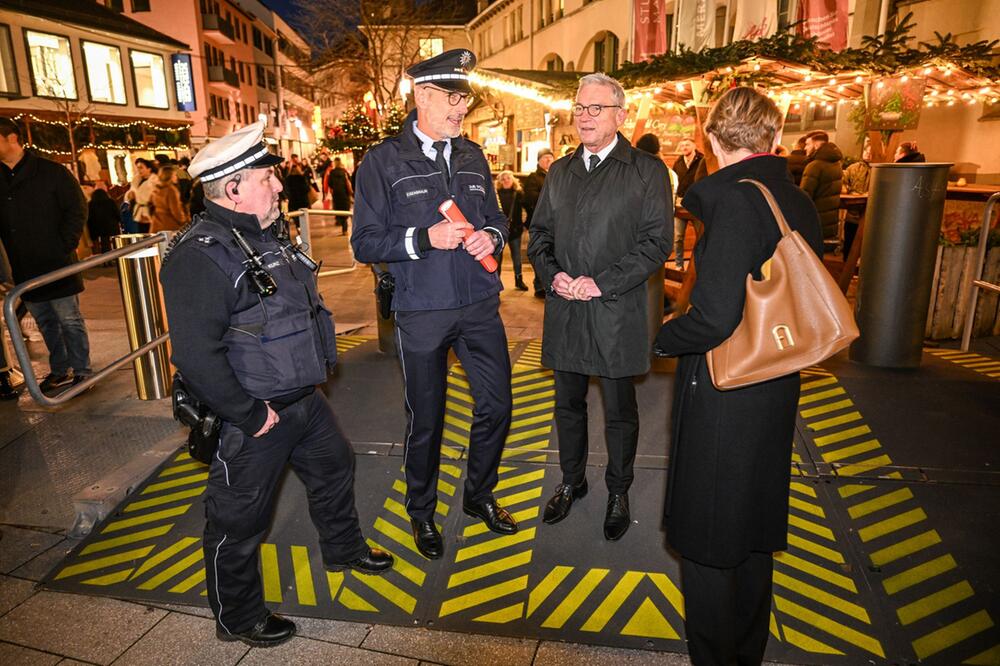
[
  {"left": 572, "top": 103, "right": 622, "bottom": 117},
  {"left": 427, "top": 85, "right": 476, "bottom": 107}
]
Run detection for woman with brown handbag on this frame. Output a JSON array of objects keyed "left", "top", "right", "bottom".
[{"left": 654, "top": 87, "right": 824, "bottom": 665}]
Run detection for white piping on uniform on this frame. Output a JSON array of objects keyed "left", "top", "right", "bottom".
[
  {"left": 454, "top": 171, "right": 485, "bottom": 180},
  {"left": 391, "top": 172, "right": 442, "bottom": 189},
  {"left": 213, "top": 534, "right": 231, "bottom": 634},
  {"left": 216, "top": 447, "right": 231, "bottom": 487}
]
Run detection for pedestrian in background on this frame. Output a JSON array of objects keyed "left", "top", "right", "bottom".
[
  {"left": 672, "top": 137, "right": 703, "bottom": 269},
  {"left": 150, "top": 166, "right": 187, "bottom": 233},
  {"left": 127, "top": 158, "right": 157, "bottom": 232},
  {"left": 521, "top": 148, "right": 554, "bottom": 297},
  {"left": 654, "top": 87, "right": 824, "bottom": 666},
  {"left": 86, "top": 186, "right": 122, "bottom": 255},
  {"left": 529, "top": 73, "right": 671, "bottom": 541},
  {"left": 495, "top": 170, "right": 528, "bottom": 290},
  {"left": 284, "top": 164, "right": 311, "bottom": 212},
  {"left": 895, "top": 141, "right": 926, "bottom": 163},
  {"left": 842, "top": 139, "right": 873, "bottom": 258},
  {"left": 800, "top": 130, "right": 843, "bottom": 241},
  {"left": 325, "top": 157, "right": 353, "bottom": 234},
  {"left": 786, "top": 135, "right": 809, "bottom": 185},
  {"left": 0, "top": 117, "right": 92, "bottom": 393}
]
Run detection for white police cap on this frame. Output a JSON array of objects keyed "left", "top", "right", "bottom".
[{"left": 188, "top": 121, "right": 283, "bottom": 182}]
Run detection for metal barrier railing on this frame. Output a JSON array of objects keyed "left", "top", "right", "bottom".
[
  {"left": 961, "top": 192, "right": 1000, "bottom": 351},
  {"left": 2, "top": 233, "right": 169, "bottom": 406},
  {"left": 286, "top": 208, "right": 357, "bottom": 277}
]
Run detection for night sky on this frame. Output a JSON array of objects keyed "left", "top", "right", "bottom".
[{"left": 265, "top": 0, "right": 304, "bottom": 30}]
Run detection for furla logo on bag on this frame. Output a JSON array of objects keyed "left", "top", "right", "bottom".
[
  {"left": 772, "top": 325, "right": 795, "bottom": 351},
  {"left": 467, "top": 184, "right": 485, "bottom": 195}
]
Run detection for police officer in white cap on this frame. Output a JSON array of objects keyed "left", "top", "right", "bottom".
[
  {"left": 160, "top": 122, "right": 392, "bottom": 648},
  {"left": 352, "top": 49, "right": 517, "bottom": 561}
]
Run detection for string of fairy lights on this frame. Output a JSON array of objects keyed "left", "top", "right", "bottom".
[{"left": 10, "top": 113, "right": 192, "bottom": 157}]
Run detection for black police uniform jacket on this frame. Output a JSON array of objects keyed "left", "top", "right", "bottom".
[
  {"left": 160, "top": 200, "right": 338, "bottom": 436},
  {"left": 351, "top": 110, "right": 508, "bottom": 311},
  {"left": 527, "top": 135, "right": 672, "bottom": 379}
]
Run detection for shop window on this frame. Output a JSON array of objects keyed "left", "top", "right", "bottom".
[
  {"left": 514, "top": 6, "right": 523, "bottom": 41},
  {"left": 105, "top": 0, "right": 124, "bottom": 11},
  {"left": 544, "top": 54, "right": 564, "bottom": 72},
  {"left": 419, "top": 38, "right": 443, "bottom": 59},
  {"left": 266, "top": 69, "right": 276, "bottom": 92},
  {"left": 0, "top": 24, "right": 18, "bottom": 96},
  {"left": 130, "top": 50, "right": 169, "bottom": 108},
  {"left": 26, "top": 30, "right": 76, "bottom": 99},
  {"left": 82, "top": 41, "right": 126, "bottom": 104},
  {"left": 264, "top": 38, "right": 274, "bottom": 57},
  {"left": 131, "top": 0, "right": 151, "bottom": 11},
  {"left": 252, "top": 27, "right": 263, "bottom": 51},
  {"left": 256, "top": 64, "right": 265, "bottom": 88},
  {"left": 593, "top": 32, "right": 619, "bottom": 72}
]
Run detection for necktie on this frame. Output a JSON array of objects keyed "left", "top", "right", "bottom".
[
  {"left": 433, "top": 140, "right": 450, "bottom": 183},
  {"left": 588, "top": 154, "right": 600, "bottom": 172}
]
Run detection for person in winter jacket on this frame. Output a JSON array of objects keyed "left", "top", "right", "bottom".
[
  {"left": 86, "top": 187, "right": 122, "bottom": 254},
  {"left": 150, "top": 166, "right": 187, "bottom": 232},
  {"left": 895, "top": 141, "right": 926, "bottom": 163},
  {"left": 800, "top": 130, "right": 843, "bottom": 240},
  {"left": 495, "top": 170, "right": 527, "bottom": 290}
]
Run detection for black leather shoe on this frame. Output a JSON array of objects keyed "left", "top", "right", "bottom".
[
  {"left": 411, "top": 519, "right": 443, "bottom": 559},
  {"left": 217, "top": 612, "right": 296, "bottom": 648},
  {"left": 327, "top": 547, "right": 394, "bottom": 575},
  {"left": 463, "top": 498, "right": 518, "bottom": 534},
  {"left": 604, "top": 493, "right": 630, "bottom": 541},
  {"left": 514, "top": 278, "right": 529, "bottom": 291},
  {"left": 542, "top": 480, "right": 588, "bottom": 525}
]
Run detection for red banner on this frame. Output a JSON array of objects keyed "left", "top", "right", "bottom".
[
  {"left": 797, "top": 0, "right": 848, "bottom": 51},
  {"left": 633, "top": 0, "right": 668, "bottom": 61}
]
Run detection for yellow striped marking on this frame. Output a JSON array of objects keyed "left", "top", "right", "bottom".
[
  {"left": 291, "top": 545, "right": 317, "bottom": 606},
  {"left": 102, "top": 505, "right": 191, "bottom": 533},
  {"left": 858, "top": 508, "right": 927, "bottom": 543},
  {"left": 158, "top": 461, "right": 206, "bottom": 477},
  {"left": 512, "top": 370, "right": 552, "bottom": 385},
  {"left": 442, "top": 428, "right": 470, "bottom": 446},
  {"left": 801, "top": 376, "right": 839, "bottom": 391},
  {"left": 869, "top": 530, "right": 942, "bottom": 567},
  {"left": 512, "top": 400, "right": 554, "bottom": 417},
  {"left": 365, "top": 539, "right": 424, "bottom": 586},
  {"left": 125, "top": 487, "right": 205, "bottom": 513},
  {"left": 474, "top": 603, "right": 524, "bottom": 623},
  {"left": 837, "top": 454, "right": 894, "bottom": 477},
  {"left": 81, "top": 525, "right": 173, "bottom": 555},
  {"left": 647, "top": 572, "right": 685, "bottom": 619},
  {"left": 260, "top": 543, "right": 282, "bottom": 602},
  {"left": 781, "top": 626, "right": 845, "bottom": 655},
  {"left": 808, "top": 411, "right": 863, "bottom": 431},
  {"left": 137, "top": 549, "right": 202, "bottom": 591},
  {"left": 55, "top": 546, "right": 155, "bottom": 580},
  {"left": 141, "top": 473, "right": 209, "bottom": 494},
  {"left": 799, "top": 387, "right": 847, "bottom": 405},
  {"left": 463, "top": 507, "right": 538, "bottom": 537},
  {"left": 455, "top": 528, "right": 537, "bottom": 563},
  {"left": 444, "top": 413, "right": 471, "bottom": 429},
  {"left": 848, "top": 488, "right": 915, "bottom": 519},
  {"left": 326, "top": 571, "right": 344, "bottom": 600},
  {"left": 814, "top": 425, "right": 871, "bottom": 447},
  {"left": 800, "top": 398, "right": 854, "bottom": 419},
  {"left": 789, "top": 481, "right": 817, "bottom": 498},
  {"left": 786, "top": 533, "right": 845, "bottom": 564},
  {"left": 339, "top": 586, "right": 378, "bottom": 612},
  {"left": 174, "top": 451, "right": 192, "bottom": 461},
  {"left": 446, "top": 399, "right": 473, "bottom": 417},
  {"left": 352, "top": 571, "right": 416, "bottom": 613},
  {"left": 883, "top": 554, "right": 957, "bottom": 595},
  {"left": 168, "top": 567, "right": 205, "bottom": 594},
  {"left": 82, "top": 569, "right": 134, "bottom": 586},
  {"left": 129, "top": 537, "right": 198, "bottom": 581},
  {"left": 541, "top": 569, "right": 609, "bottom": 629},
  {"left": 509, "top": 412, "right": 553, "bottom": 429},
  {"left": 897, "top": 580, "right": 975, "bottom": 626},
  {"left": 621, "top": 597, "right": 680, "bottom": 639},
  {"left": 963, "top": 643, "right": 1000, "bottom": 665},
  {"left": 913, "top": 610, "right": 995, "bottom": 660},
  {"left": 512, "top": 380, "right": 552, "bottom": 396},
  {"left": 502, "top": 441, "right": 549, "bottom": 458},
  {"left": 496, "top": 486, "right": 543, "bottom": 508},
  {"left": 962, "top": 360, "right": 1000, "bottom": 368},
  {"left": 506, "top": 426, "right": 552, "bottom": 445},
  {"left": 774, "top": 594, "right": 885, "bottom": 657},
  {"left": 448, "top": 551, "right": 533, "bottom": 588},
  {"left": 514, "top": 389, "right": 555, "bottom": 404},
  {"left": 824, "top": 439, "right": 881, "bottom": 463},
  {"left": 494, "top": 469, "right": 545, "bottom": 491},
  {"left": 789, "top": 496, "right": 826, "bottom": 518},
  {"left": 839, "top": 484, "right": 876, "bottom": 499},
  {"left": 774, "top": 552, "right": 857, "bottom": 593},
  {"left": 373, "top": 517, "right": 423, "bottom": 556},
  {"left": 448, "top": 375, "right": 470, "bottom": 389},
  {"left": 527, "top": 566, "right": 573, "bottom": 618},
  {"left": 439, "top": 575, "right": 528, "bottom": 617},
  {"left": 580, "top": 571, "right": 645, "bottom": 632},
  {"left": 773, "top": 570, "right": 871, "bottom": 623},
  {"left": 788, "top": 514, "right": 836, "bottom": 541}
]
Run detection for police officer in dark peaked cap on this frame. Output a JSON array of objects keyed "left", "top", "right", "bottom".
[
  {"left": 352, "top": 49, "right": 517, "bottom": 560},
  {"left": 160, "top": 122, "right": 392, "bottom": 648}
]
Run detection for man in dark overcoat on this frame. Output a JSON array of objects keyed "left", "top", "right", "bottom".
[{"left": 528, "top": 73, "right": 672, "bottom": 541}]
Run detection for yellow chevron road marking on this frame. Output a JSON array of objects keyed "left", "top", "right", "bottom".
[
  {"left": 774, "top": 552, "right": 857, "bottom": 593},
  {"left": 858, "top": 508, "right": 927, "bottom": 543},
  {"left": 897, "top": 580, "right": 975, "bottom": 626},
  {"left": 800, "top": 398, "right": 855, "bottom": 419},
  {"left": 125, "top": 487, "right": 205, "bottom": 513},
  {"left": 54, "top": 546, "right": 155, "bottom": 581},
  {"left": 352, "top": 571, "right": 417, "bottom": 613},
  {"left": 913, "top": 610, "right": 995, "bottom": 660},
  {"left": 474, "top": 602, "right": 524, "bottom": 623},
  {"left": 339, "top": 586, "right": 378, "bottom": 611},
  {"left": 869, "top": 530, "right": 942, "bottom": 567},
  {"left": 799, "top": 387, "right": 847, "bottom": 405},
  {"left": 494, "top": 469, "right": 545, "bottom": 491},
  {"left": 137, "top": 549, "right": 202, "bottom": 591},
  {"left": 789, "top": 482, "right": 817, "bottom": 498},
  {"left": 774, "top": 594, "right": 885, "bottom": 657},
  {"left": 848, "top": 488, "right": 915, "bottom": 519},
  {"left": 168, "top": 567, "right": 206, "bottom": 594},
  {"left": 788, "top": 496, "right": 826, "bottom": 518},
  {"left": 963, "top": 643, "right": 1000, "bottom": 665},
  {"left": 788, "top": 514, "right": 836, "bottom": 541},
  {"left": 781, "top": 625, "right": 845, "bottom": 655},
  {"left": 81, "top": 525, "right": 173, "bottom": 555},
  {"left": 463, "top": 508, "right": 539, "bottom": 537},
  {"left": 512, "top": 400, "right": 555, "bottom": 417},
  {"left": 814, "top": 425, "right": 872, "bottom": 447},
  {"left": 621, "top": 597, "right": 680, "bottom": 639},
  {"left": 647, "top": 572, "right": 685, "bottom": 619},
  {"left": 801, "top": 377, "right": 839, "bottom": 391},
  {"left": 326, "top": 571, "right": 344, "bottom": 600},
  {"left": 448, "top": 551, "right": 533, "bottom": 588},
  {"left": 786, "top": 533, "right": 845, "bottom": 564},
  {"left": 580, "top": 571, "right": 645, "bottom": 632},
  {"left": 509, "top": 412, "right": 553, "bottom": 429},
  {"left": 141, "top": 473, "right": 209, "bottom": 494},
  {"left": 261, "top": 543, "right": 282, "bottom": 602},
  {"left": 839, "top": 484, "right": 875, "bottom": 499},
  {"left": 102, "top": 505, "right": 191, "bottom": 533},
  {"left": 514, "top": 389, "right": 555, "bottom": 404},
  {"left": 883, "top": 554, "right": 957, "bottom": 595},
  {"left": 540, "top": 569, "right": 609, "bottom": 629},
  {"left": 442, "top": 428, "right": 470, "bottom": 446},
  {"left": 454, "top": 528, "right": 536, "bottom": 563},
  {"left": 444, "top": 413, "right": 470, "bottom": 429},
  {"left": 824, "top": 439, "right": 881, "bottom": 463},
  {"left": 373, "top": 517, "right": 423, "bottom": 557},
  {"left": 527, "top": 566, "right": 573, "bottom": 618},
  {"left": 807, "top": 411, "right": 863, "bottom": 431},
  {"left": 158, "top": 461, "right": 206, "bottom": 477},
  {"left": 448, "top": 375, "right": 470, "bottom": 390},
  {"left": 773, "top": 570, "right": 871, "bottom": 624},
  {"left": 291, "top": 545, "right": 317, "bottom": 606},
  {"left": 837, "top": 454, "right": 894, "bottom": 477},
  {"left": 496, "top": 487, "right": 543, "bottom": 508},
  {"left": 439, "top": 575, "right": 528, "bottom": 617},
  {"left": 365, "top": 539, "right": 424, "bottom": 586},
  {"left": 81, "top": 569, "right": 134, "bottom": 586},
  {"left": 129, "top": 537, "right": 199, "bottom": 581},
  {"left": 446, "top": 399, "right": 473, "bottom": 417}
]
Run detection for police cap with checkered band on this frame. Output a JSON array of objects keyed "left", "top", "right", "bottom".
[
  {"left": 188, "top": 121, "right": 283, "bottom": 183},
  {"left": 406, "top": 49, "right": 477, "bottom": 93}
]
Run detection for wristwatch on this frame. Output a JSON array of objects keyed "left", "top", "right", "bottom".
[{"left": 485, "top": 228, "right": 503, "bottom": 251}]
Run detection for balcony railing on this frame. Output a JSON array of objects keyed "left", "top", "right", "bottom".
[
  {"left": 207, "top": 65, "right": 240, "bottom": 89},
  {"left": 202, "top": 13, "right": 236, "bottom": 44}
]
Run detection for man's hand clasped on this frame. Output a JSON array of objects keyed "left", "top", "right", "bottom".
[
  {"left": 427, "top": 218, "right": 495, "bottom": 260},
  {"left": 254, "top": 402, "right": 280, "bottom": 437},
  {"left": 552, "top": 271, "right": 602, "bottom": 301}
]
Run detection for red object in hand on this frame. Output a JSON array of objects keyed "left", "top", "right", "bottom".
[{"left": 438, "top": 199, "right": 498, "bottom": 273}]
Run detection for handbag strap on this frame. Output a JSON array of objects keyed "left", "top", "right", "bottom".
[{"left": 738, "top": 178, "right": 793, "bottom": 237}]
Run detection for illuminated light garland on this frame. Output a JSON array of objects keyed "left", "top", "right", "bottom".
[
  {"left": 468, "top": 72, "right": 573, "bottom": 110},
  {"left": 11, "top": 113, "right": 191, "bottom": 132}
]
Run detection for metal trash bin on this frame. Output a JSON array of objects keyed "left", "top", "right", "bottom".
[
  {"left": 849, "top": 163, "right": 952, "bottom": 368},
  {"left": 113, "top": 234, "right": 172, "bottom": 399}
]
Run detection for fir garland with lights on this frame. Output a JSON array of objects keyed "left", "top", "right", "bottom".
[{"left": 10, "top": 113, "right": 191, "bottom": 157}]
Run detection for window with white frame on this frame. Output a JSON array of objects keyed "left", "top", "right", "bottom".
[
  {"left": 418, "top": 38, "right": 443, "bottom": 59},
  {"left": 82, "top": 41, "right": 126, "bottom": 104},
  {"left": 26, "top": 30, "right": 77, "bottom": 98},
  {"left": 130, "top": 50, "right": 168, "bottom": 108},
  {"left": 0, "top": 24, "right": 17, "bottom": 95}
]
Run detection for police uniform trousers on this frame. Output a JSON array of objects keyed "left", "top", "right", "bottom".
[
  {"left": 680, "top": 552, "right": 774, "bottom": 666},
  {"left": 553, "top": 371, "right": 638, "bottom": 494},
  {"left": 394, "top": 295, "right": 511, "bottom": 522},
  {"left": 203, "top": 390, "right": 368, "bottom": 634}
]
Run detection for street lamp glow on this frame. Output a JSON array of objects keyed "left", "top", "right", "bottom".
[{"left": 399, "top": 78, "right": 412, "bottom": 98}]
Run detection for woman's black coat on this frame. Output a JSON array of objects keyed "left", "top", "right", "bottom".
[
  {"left": 655, "top": 156, "right": 823, "bottom": 568},
  {"left": 87, "top": 191, "right": 122, "bottom": 238},
  {"left": 497, "top": 187, "right": 524, "bottom": 237},
  {"left": 284, "top": 174, "right": 311, "bottom": 211}
]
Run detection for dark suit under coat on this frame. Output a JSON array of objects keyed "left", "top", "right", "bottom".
[{"left": 655, "top": 155, "right": 824, "bottom": 568}]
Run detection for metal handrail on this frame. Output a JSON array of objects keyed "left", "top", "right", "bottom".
[
  {"left": 286, "top": 208, "right": 357, "bottom": 277},
  {"left": 960, "top": 192, "right": 1000, "bottom": 351},
  {"left": 2, "top": 233, "right": 169, "bottom": 406}
]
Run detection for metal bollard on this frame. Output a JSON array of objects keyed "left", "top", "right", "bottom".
[
  {"left": 849, "top": 163, "right": 952, "bottom": 368},
  {"left": 112, "top": 234, "right": 172, "bottom": 399}
]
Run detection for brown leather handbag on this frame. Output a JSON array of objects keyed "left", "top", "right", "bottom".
[{"left": 706, "top": 179, "right": 859, "bottom": 390}]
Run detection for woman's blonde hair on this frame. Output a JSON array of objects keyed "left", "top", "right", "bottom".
[
  {"left": 704, "top": 87, "right": 784, "bottom": 154},
  {"left": 495, "top": 170, "right": 522, "bottom": 193}
]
